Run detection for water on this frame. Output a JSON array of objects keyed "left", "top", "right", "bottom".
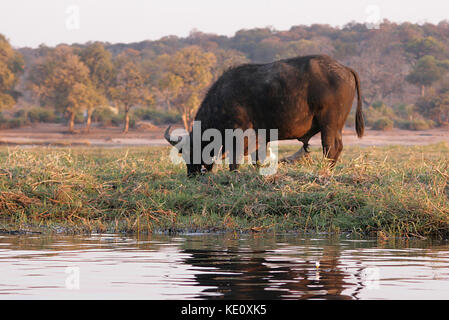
[{"left": 1, "top": 233, "right": 449, "bottom": 300}]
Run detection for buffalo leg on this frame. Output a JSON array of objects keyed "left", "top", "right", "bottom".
[
  {"left": 280, "top": 142, "right": 309, "bottom": 163},
  {"left": 321, "top": 130, "right": 343, "bottom": 166},
  {"left": 229, "top": 144, "right": 241, "bottom": 171},
  {"left": 229, "top": 160, "right": 240, "bottom": 171}
]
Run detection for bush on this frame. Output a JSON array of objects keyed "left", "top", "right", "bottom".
[
  {"left": 73, "top": 112, "right": 85, "bottom": 124},
  {"left": 0, "top": 114, "right": 29, "bottom": 129},
  {"left": 110, "top": 113, "right": 136, "bottom": 129},
  {"left": 395, "top": 119, "right": 435, "bottom": 130},
  {"left": 27, "top": 107, "right": 56, "bottom": 123},
  {"left": 8, "top": 117, "right": 29, "bottom": 128},
  {"left": 364, "top": 103, "right": 396, "bottom": 128},
  {"left": 133, "top": 107, "right": 181, "bottom": 125},
  {"left": 372, "top": 117, "right": 394, "bottom": 131},
  {"left": 13, "top": 109, "right": 27, "bottom": 118},
  {"left": 371, "top": 101, "right": 385, "bottom": 109},
  {"left": 92, "top": 106, "right": 116, "bottom": 124},
  {"left": 93, "top": 108, "right": 138, "bottom": 129}
]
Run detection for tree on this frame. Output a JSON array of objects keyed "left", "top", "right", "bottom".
[
  {"left": 79, "top": 42, "right": 114, "bottom": 132},
  {"left": 164, "top": 46, "right": 216, "bottom": 130},
  {"left": 156, "top": 71, "right": 183, "bottom": 110},
  {"left": 232, "top": 28, "right": 275, "bottom": 62},
  {"left": 0, "top": 34, "right": 24, "bottom": 110},
  {"left": 67, "top": 82, "right": 105, "bottom": 132},
  {"left": 277, "top": 39, "right": 333, "bottom": 60},
  {"left": 110, "top": 51, "right": 151, "bottom": 133},
  {"left": 28, "top": 45, "right": 95, "bottom": 132},
  {"left": 405, "top": 36, "right": 446, "bottom": 61},
  {"left": 416, "top": 87, "right": 449, "bottom": 125},
  {"left": 348, "top": 27, "right": 407, "bottom": 106},
  {"left": 211, "top": 48, "right": 248, "bottom": 81},
  {"left": 406, "top": 55, "right": 449, "bottom": 96}
]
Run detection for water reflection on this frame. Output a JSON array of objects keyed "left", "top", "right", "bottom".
[
  {"left": 183, "top": 237, "right": 356, "bottom": 299},
  {"left": 0, "top": 233, "right": 448, "bottom": 299}
]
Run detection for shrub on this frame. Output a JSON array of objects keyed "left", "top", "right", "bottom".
[
  {"left": 13, "top": 109, "right": 27, "bottom": 118},
  {"left": 372, "top": 117, "right": 394, "bottom": 131},
  {"left": 110, "top": 113, "right": 136, "bottom": 129},
  {"left": 395, "top": 119, "right": 435, "bottom": 130},
  {"left": 133, "top": 107, "right": 181, "bottom": 125},
  {"left": 27, "top": 107, "right": 56, "bottom": 123},
  {"left": 8, "top": 117, "right": 29, "bottom": 128},
  {"left": 364, "top": 103, "right": 396, "bottom": 128},
  {"left": 0, "top": 114, "right": 29, "bottom": 129},
  {"left": 371, "top": 101, "right": 384, "bottom": 109},
  {"left": 92, "top": 106, "right": 116, "bottom": 124}
]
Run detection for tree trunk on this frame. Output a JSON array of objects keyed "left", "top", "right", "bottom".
[
  {"left": 421, "top": 85, "right": 426, "bottom": 97},
  {"left": 85, "top": 109, "right": 93, "bottom": 133},
  {"left": 181, "top": 112, "right": 189, "bottom": 132},
  {"left": 182, "top": 108, "right": 194, "bottom": 132},
  {"left": 68, "top": 112, "right": 75, "bottom": 133},
  {"left": 123, "top": 106, "right": 130, "bottom": 134}
]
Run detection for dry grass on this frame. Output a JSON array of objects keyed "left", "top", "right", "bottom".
[{"left": 0, "top": 143, "right": 448, "bottom": 238}]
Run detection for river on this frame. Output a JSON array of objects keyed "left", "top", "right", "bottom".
[{"left": 0, "top": 233, "right": 448, "bottom": 299}]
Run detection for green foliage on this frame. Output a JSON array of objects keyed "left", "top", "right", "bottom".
[
  {"left": 372, "top": 117, "right": 394, "bottom": 131},
  {"left": 0, "top": 113, "right": 29, "bottom": 129},
  {"left": 371, "top": 101, "right": 385, "bottom": 109},
  {"left": 133, "top": 107, "right": 181, "bottom": 125},
  {"left": 162, "top": 46, "right": 216, "bottom": 130},
  {"left": 27, "top": 45, "right": 98, "bottom": 131},
  {"left": 406, "top": 55, "right": 449, "bottom": 95},
  {"left": 0, "top": 34, "right": 24, "bottom": 110},
  {"left": 111, "top": 112, "right": 136, "bottom": 128},
  {"left": 8, "top": 22, "right": 449, "bottom": 130},
  {"left": 395, "top": 118, "right": 435, "bottom": 130},
  {"left": 79, "top": 42, "right": 114, "bottom": 94},
  {"left": 333, "top": 39, "right": 357, "bottom": 59},
  {"left": 364, "top": 102, "right": 395, "bottom": 126},
  {"left": 415, "top": 88, "right": 449, "bottom": 125},
  {"left": 110, "top": 50, "right": 153, "bottom": 132},
  {"left": 405, "top": 36, "right": 446, "bottom": 60},
  {"left": 362, "top": 101, "right": 435, "bottom": 130},
  {"left": 91, "top": 106, "right": 116, "bottom": 124},
  {"left": 27, "top": 107, "right": 57, "bottom": 123}
]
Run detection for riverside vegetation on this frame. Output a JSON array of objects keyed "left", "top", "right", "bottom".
[{"left": 0, "top": 143, "right": 448, "bottom": 239}]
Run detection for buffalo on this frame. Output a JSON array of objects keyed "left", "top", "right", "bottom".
[{"left": 165, "top": 54, "right": 364, "bottom": 176}]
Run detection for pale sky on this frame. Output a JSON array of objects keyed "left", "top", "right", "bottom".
[{"left": 1, "top": 0, "right": 448, "bottom": 48}]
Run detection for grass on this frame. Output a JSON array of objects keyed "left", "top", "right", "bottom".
[{"left": 0, "top": 143, "right": 448, "bottom": 239}]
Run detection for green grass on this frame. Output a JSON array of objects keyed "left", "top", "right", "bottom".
[{"left": 0, "top": 143, "right": 448, "bottom": 238}]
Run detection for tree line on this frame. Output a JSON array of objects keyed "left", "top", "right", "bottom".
[{"left": 2, "top": 20, "right": 449, "bottom": 132}]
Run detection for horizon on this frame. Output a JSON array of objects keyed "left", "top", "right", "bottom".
[
  {"left": 9, "top": 18, "right": 449, "bottom": 50},
  {"left": 1, "top": 0, "right": 449, "bottom": 48}
]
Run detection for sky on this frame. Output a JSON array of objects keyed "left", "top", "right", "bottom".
[{"left": 1, "top": 0, "right": 449, "bottom": 48}]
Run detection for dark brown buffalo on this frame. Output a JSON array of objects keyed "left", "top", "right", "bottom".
[{"left": 165, "top": 54, "right": 364, "bottom": 176}]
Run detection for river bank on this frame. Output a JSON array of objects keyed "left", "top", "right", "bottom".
[{"left": 0, "top": 144, "right": 448, "bottom": 238}]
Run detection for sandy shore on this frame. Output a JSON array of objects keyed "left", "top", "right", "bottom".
[{"left": 0, "top": 123, "right": 448, "bottom": 147}]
